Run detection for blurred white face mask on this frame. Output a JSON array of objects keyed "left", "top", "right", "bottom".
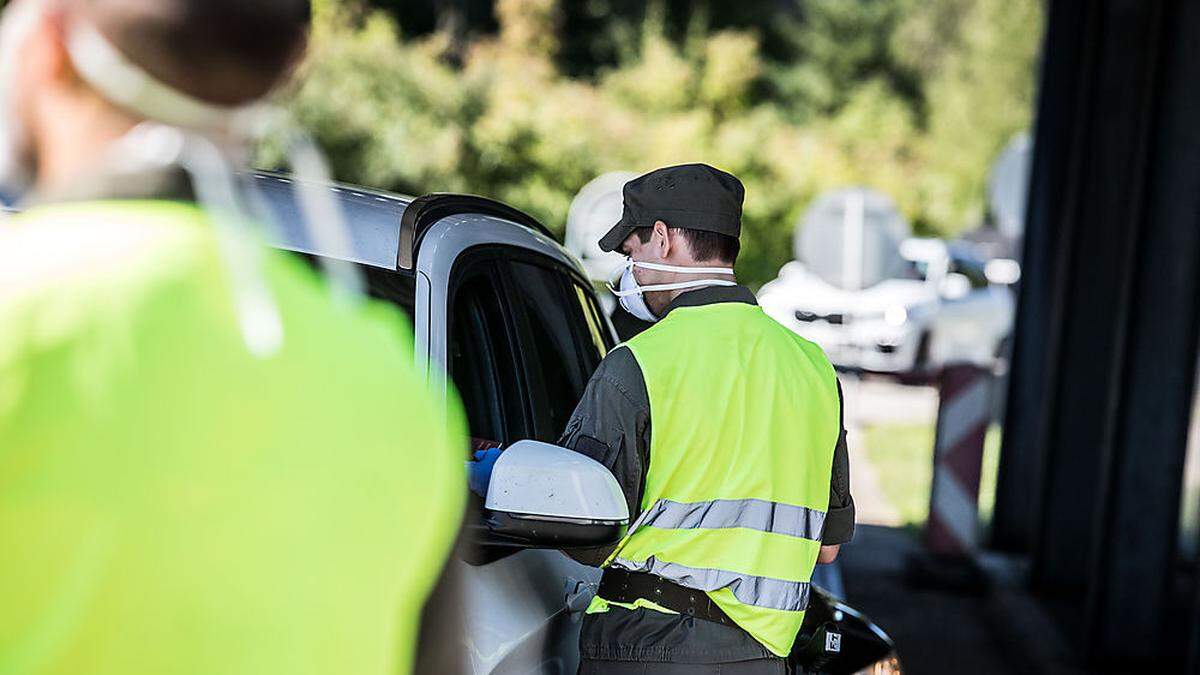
[
  {"left": 0, "top": 0, "right": 42, "bottom": 205},
  {"left": 0, "top": 0, "right": 264, "bottom": 206},
  {"left": 609, "top": 260, "right": 735, "bottom": 323},
  {"left": 0, "top": 2, "right": 362, "bottom": 358}
]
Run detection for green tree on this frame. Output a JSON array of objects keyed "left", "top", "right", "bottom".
[
  {"left": 896, "top": 0, "right": 1042, "bottom": 232},
  {"left": 264, "top": 0, "right": 1043, "bottom": 287},
  {"left": 768, "top": 0, "right": 921, "bottom": 123}
]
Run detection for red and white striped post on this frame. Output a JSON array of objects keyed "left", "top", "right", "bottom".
[{"left": 924, "top": 364, "right": 993, "bottom": 557}]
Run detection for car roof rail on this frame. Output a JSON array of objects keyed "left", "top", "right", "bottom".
[{"left": 397, "top": 193, "right": 555, "bottom": 270}]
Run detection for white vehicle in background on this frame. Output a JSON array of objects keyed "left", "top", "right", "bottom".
[{"left": 759, "top": 238, "right": 1018, "bottom": 377}]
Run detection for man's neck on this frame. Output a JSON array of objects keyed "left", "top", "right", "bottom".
[{"left": 34, "top": 94, "right": 141, "bottom": 195}]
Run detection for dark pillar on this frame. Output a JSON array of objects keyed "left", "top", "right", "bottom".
[
  {"left": 993, "top": 0, "right": 1200, "bottom": 666},
  {"left": 1030, "top": 0, "right": 1163, "bottom": 602},
  {"left": 990, "top": 0, "right": 1090, "bottom": 554},
  {"left": 1081, "top": 0, "right": 1200, "bottom": 663}
]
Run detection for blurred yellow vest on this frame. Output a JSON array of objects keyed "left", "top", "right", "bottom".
[{"left": 0, "top": 201, "right": 466, "bottom": 675}]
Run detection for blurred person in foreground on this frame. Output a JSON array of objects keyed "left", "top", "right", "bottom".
[
  {"left": 561, "top": 165, "right": 855, "bottom": 674},
  {"left": 0, "top": 1, "right": 467, "bottom": 674}
]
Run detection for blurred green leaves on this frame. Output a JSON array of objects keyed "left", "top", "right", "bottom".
[{"left": 263, "top": 0, "right": 1041, "bottom": 286}]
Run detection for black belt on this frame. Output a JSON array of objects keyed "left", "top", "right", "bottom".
[{"left": 598, "top": 568, "right": 736, "bottom": 628}]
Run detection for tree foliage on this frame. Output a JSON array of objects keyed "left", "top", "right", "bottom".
[{"left": 263, "top": 0, "right": 1042, "bottom": 286}]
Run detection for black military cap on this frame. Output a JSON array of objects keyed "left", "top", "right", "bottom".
[{"left": 598, "top": 163, "right": 745, "bottom": 252}]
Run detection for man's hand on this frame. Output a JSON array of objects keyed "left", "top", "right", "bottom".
[
  {"left": 817, "top": 545, "right": 840, "bottom": 564},
  {"left": 467, "top": 447, "right": 503, "bottom": 497}
]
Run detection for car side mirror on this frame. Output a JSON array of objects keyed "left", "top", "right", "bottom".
[{"left": 481, "top": 440, "right": 629, "bottom": 549}]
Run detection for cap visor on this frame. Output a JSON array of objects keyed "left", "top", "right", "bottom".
[{"left": 599, "top": 222, "right": 636, "bottom": 253}]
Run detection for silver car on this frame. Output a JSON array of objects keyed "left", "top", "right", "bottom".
[{"left": 254, "top": 172, "right": 900, "bottom": 675}]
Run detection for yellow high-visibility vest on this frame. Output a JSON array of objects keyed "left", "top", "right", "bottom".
[
  {"left": 588, "top": 301, "right": 840, "bottom": 657},
  {"left": 0, "top": 201, "right": 466, "bottom": 675}
]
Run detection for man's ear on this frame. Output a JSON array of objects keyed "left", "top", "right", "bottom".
[{"left": 652, "top": 220, "right": 671, "bottom": 259}]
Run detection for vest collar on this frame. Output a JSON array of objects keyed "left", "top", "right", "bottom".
[{"left": 661, "top": 283, "right": 757, "bottom": 318}]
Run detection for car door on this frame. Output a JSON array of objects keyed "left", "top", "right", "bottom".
[
  {"left": 447, "top": 246, "right": 612, "bottom": 675},
  {"left": 492, "top": 251, "right": 615, "bottom": 672}
]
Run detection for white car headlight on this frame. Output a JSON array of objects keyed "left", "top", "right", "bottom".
[{"left": 884, "top": 305, "right": 908, "bottom": 326}]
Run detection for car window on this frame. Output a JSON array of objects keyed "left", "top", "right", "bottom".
[
  {"left": 448, "top": 260, "right": 526, "bottom": 447},
  {"left": 506, "top": 259, "right": 600, "bottom": 441},
  {"left": 575, "top": 283, "right": 613, "bottom": 358},
  {"left": 364, "top": 266, "right": 416, "bottom": 322},
  {"left": 296, "top": 257, "right": 417, "bottom": 323}
]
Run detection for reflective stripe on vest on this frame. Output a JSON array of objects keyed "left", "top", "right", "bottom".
[
  {"left": 593, "top": 302, "right": 841, "bottom": 658},
  {"left": 636, "top": 497, "right": 827, "bottom": 541}
]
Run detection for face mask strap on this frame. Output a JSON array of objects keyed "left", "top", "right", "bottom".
[
  {"left": 97, "top": 123, "right": 286, "bottom": 358},
  {"left": 241, "top": 111, "right": 366, "bottom": 308},
  {"left": 610, "top": 278, "right": 738, "bottom": 297},
  {"left": 65, "top": 20, "right": 255, "bottom": 132},
  {"left": 632, "top": 260, "right": 735, "bottom": 275},
  {"left": 61, "top": 15, "right": 367, "bottom": 345},
  {"left": 607, "top": 257, "right": 737, "bottom": 296}
]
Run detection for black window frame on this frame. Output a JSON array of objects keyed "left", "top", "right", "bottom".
[
  {"left": 363, "top": 265, "right": 418, "bottom": 322},
  {"left": 293, "top": 254, "right": 419, "bottom": 323},
  {"left": 497, "top": 249, "right": 612, "bottom": 443},
  {"left": 573, "top": 280, "right": 615, "bottom": 361},
  {"left": 449, "top": 245, "right": 615, "bottom": 565},
  {"left": 445, "top": 247, "right": 532, "bottom": 446}
]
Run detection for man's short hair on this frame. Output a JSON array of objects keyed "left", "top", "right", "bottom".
[
  {"left": 635, "top": 227, "right": 740, "bottom": 265},
  {"left": 83, "top": 0, "right": 312, "bottom": 105}
]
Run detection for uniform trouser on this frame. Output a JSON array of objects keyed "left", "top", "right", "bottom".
[{"left": 578, "top": 657, "right": 788, "bottom": 674}]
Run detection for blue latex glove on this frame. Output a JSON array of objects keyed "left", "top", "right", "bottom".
[{"left": 467, "top": 447, "right": 503, "bottom": 497}]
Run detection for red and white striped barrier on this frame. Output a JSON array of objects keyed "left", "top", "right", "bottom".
[{"left": 924, "top": 365, "right": 993, "bottom": 557}]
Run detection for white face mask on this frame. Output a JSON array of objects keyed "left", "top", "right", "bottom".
[
  {"left": 609, "top": 260, "right": 736, "bottom": 323},
  {"left": 0, "top": 0, "right": 41, "bottom": 206}
]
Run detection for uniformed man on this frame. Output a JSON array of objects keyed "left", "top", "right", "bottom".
[
  {"left": 0, "top": 1, "right": 466, "bottom": 674},
  {"left": 560, "top": 164, "right": 855, "bottom": 674}
]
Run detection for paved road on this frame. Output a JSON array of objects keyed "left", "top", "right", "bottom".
[
  {"left": 839, "top": 374, "right": 938, "bottom": 526},
  {"left": 841, "top": 525, "right": 1019, "bottom": 675},
  {"left": 840, "top": 373, "right": 938, "bottom": 427},
  {"left": 836, "top": 374, "right": 1022, "bottom": 673}
]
